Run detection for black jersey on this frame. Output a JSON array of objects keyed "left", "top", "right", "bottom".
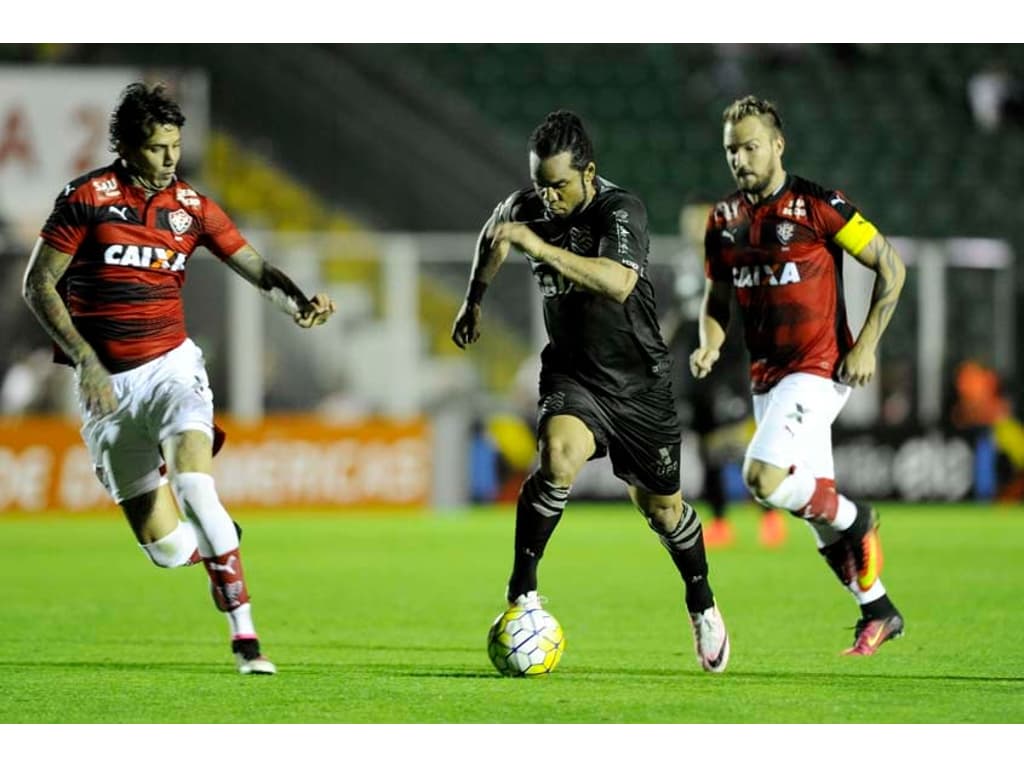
[{"left": 498, "top": 177, "right": 671, "bottom": 397}]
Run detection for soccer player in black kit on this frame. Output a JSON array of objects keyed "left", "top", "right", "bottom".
[{"left": 452, "top": 111, "right": 729, "bottom": 672}]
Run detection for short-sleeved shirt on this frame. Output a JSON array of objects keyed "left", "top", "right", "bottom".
[
  {"left": 498, "top": 177, "right": 671, "bottom": 397},
  {"left": 41, "top": 161, "right": 246, "bottom": 372},
  {"left": 704, "top": 174, "right": 878, "bottom": 394}
]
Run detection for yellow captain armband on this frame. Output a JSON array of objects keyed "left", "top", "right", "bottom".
[{"left": 833, "top": 212, "right": 879, "bottom": 255}]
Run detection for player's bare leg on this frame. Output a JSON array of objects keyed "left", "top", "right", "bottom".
[
  {"left": 629, "top": 486, "right": 729, "bottom": 672},
  {"left": 505, "top": 415, "right": 594, "bottom": 604},
  {"left": 163, "top": 429, "right": 275, "bottom": 674}
]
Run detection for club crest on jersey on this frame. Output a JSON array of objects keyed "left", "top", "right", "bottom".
[
  {"left": 168, "top": 209, "right": 194, "bottom": 235},
  {"left": 776, "top": 221, "right": 795, "bottom": 245},
  {"left": 104, "top": 244, "right": 187, "bottom": 271},
  {"left": 732, "top": 262, "right": 801, "bottom": 287}
]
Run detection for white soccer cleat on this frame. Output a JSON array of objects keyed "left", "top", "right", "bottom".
[
  {"left": 688, "top": 602, "right": 730, "bottom": 673},
  {"left": 508, "top": 590, "right": 544, "bottom": 611}
]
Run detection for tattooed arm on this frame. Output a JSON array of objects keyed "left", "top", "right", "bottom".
[
  {"left": 225, "top": 244, "right": 335, "bottom": 328},
  {"left": 22, "top": 238, "right": 117, "bottom": 415},
  {"left": 840, "top": 233, "right": 907, "bottom": 386}
]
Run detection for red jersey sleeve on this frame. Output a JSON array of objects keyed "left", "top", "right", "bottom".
[
  {"left": 199, "top": 197, "right": 247, "bottom": 260},
  {"left": 810, "top": 188, "right": 858, "bottom": 239},
  {"left": 703, "top": 205, "right": 730, "bottom": 281},
  {"left": 40, "top": 184, "right": 93, "bottom": 255}
]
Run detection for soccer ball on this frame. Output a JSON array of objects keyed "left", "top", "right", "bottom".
[{"left": 487, "top": 603, "right": 565, "bottom": 677}]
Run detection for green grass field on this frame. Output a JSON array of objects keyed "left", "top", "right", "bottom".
[{"left": 1, "top": 503, "right": 1022, "bottom": 725}]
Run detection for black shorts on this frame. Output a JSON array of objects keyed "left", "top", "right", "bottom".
[{"left": 538, "top": 372, "right": 682, "bottom": 496}]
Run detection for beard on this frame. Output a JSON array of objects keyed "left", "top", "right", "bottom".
[{"left": 735, "top": 171, "right": 769, "bottom": 195}]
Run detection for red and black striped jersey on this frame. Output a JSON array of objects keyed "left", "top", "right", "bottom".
[
  {"left": 41, "top": 161, "right": 246, "bottom": 372},
  {"left": 704, "top": 174, "right": 878, "bottom": 394}
]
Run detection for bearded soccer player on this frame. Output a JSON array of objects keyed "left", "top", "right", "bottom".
[
  {"left": 452, "top": 110, "right": 729, "bottom": 673},
  {"left": 22, "top": 82, "right": 336, "bottom": 674},
  {"left": 691, "top": 95, "right": 907, "bottom": 655}
]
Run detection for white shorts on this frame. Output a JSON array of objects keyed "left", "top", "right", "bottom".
[
  {"left": 76, "top": 338, "right": 215, "bottom": 503},
  {"left": 747, "top": 372, "right": 851, "bottom": 479}
]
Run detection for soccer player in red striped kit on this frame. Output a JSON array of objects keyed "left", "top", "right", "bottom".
[
  {"left": 22, "top": 82, "right": 335, "bottom": 674},
  {"left": 691, "top": 95, "right": 907, "bottom": 655}
]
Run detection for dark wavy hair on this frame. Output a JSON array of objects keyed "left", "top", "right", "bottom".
[
  {"left": 528, "top": 109, "right": 594, "bottom": 170},
  {"left": 722, "top": 95, "right": 784, "bottom": 136},
  {"left": 108, "top": 82, "right": 185, "bottom": 152}
]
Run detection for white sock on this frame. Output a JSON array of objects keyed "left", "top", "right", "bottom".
[
  {"left": 759, "top": 464, "right": 815, "bottom": 511},
  {"left": 139, "top": 520, "right": 199, "bottom": 568},
  {"left": 227, "top": 603, "right": 257, "bottom": 638},
  {"left": 171, "top": 472, "right": 240, "bottom": 556},
  {"left": 833, "top": 494, "right": 857, "bottom": 531}
]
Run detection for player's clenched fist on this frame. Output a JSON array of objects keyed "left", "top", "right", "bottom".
[
  {"left": 451, "top": 301, "right": 482, "bottom": 349},
  {"left": 689, "top": 346, "right": 720, "bottom": 379},
  {"left": 295, "top": 293, "right": 336, "bottom": 328}
]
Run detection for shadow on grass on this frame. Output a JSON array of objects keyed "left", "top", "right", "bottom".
[{"left": 1, "top": 659, "right": 1020, "bottom": 685}]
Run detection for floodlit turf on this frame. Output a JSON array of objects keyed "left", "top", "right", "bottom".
[{"left": 0, "top": 503, "right": 1021, "bottom": 724}]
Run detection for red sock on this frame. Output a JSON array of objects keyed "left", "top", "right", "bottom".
[
  {"left": 203, "top": 548, "right": 250, "bottom": 611},
  {"left": 802, "top": 478, "right": 838, "bottom": 523}
]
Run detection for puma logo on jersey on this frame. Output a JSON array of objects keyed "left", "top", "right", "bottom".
[
  {"left": 109, "top": 206, "right": 130, "bottom": 221},
  {"left": 104, "top": 244, "right": 187, "bottom": 271},
  {"left": 732, "top": 262, "right": 801, "bottom": 287}
]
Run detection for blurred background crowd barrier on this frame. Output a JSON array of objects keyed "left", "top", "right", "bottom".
[{"left": 1, "top": 44, "right": 1022, "bottom": 511}]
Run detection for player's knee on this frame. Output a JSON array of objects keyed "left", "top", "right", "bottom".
[
  {"left": 140, "top": 520, "right": 199, "bottom": 568},
  {"left": 643, "top": 500, "right": 681, "bottom": 535},
  {"left": 743, "top": 462, "right": 780, "bottom": 500},
  {"left": 539, "top": 438, "right": 584, "bottom": 486}
]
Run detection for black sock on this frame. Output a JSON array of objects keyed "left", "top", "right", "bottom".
[
  {"left": 506, "top": 472, "right": 569, "bottom": 601},
  {"left": 652, "top": 502, "right": 715, "bottom": 613},
  {"left": 818, "top": 540, "right": 855, "bottom": 587},
  {"left": 861, "top": 594, "right": 897, "bottom": 620},
  {"left": 705, "top": 465, "right": 726, "bottom": 520}
]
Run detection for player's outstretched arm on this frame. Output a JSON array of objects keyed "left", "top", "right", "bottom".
[
  {"left": 839, "top": 233, "right": 906, "bottom": 386},
  {"left": 225, "top": 244, "right": 336, "bottom": 328},
  {"left": 452, "top": 209, "right": 511, "bottom": 349},
  {"left": 690, "top": 277, "right": 731, "bottom": 379},
  {"left": 22, "top": 238, "right": 117, "bottom": 415}
]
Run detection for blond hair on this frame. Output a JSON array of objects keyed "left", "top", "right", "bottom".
[{"left": 722, "top": 95, "right": 783, "bottom": 135}]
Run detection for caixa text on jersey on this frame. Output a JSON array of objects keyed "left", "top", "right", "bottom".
[{"left": 103, "top": 244, "right": 188, "bottom": 271}]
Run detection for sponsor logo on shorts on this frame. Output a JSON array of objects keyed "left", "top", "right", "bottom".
[{"left": 655, "top": 446, "right": 679, "bottom": 477}]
